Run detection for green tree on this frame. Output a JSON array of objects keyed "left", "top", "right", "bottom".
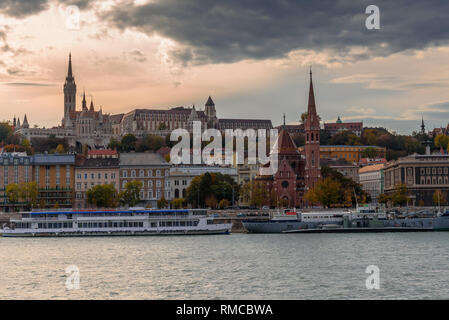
[
  {"left": 18, "top": 182, "right": 38, "bottom": 209},
  {"left": 86, "top": 184, "right": 118, "bottom": 208},
  {"left": 362, "top": 147, "right": 378, "bottom": 158},
  {"left": 185, "top": 172, "right": 239, "bottom": 208},
  {"left": 391, "top": 183, "right": 408, "bottom": 207},
  {"left": 108, "top": 138, "right": 121, "bottom": 151},
  {"left": 121, "top": 134, "right": 137, "bottom": 152},
  {"left": 119, "top": 180, "right": 143, "bottom": 207},
  {"left": 0, "top": 122, "right": 13, "bottom": 143},
  {"left": 6, "top": 183, "right": 20, "bottom": 206}
]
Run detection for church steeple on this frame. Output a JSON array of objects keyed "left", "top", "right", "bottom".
[
  {"left": 63, "top": 52, "right": 76, "bottom": 127},
  {"left": 82, "top": 90, "right": 87, "bottom": 111},
  {"left": 304, "top": 66, "right": 321, "bottom": 195},
  {"left": 421, "top": 116, "right": 425, "bottom": 134},
  {"left": 22, "top": 114, "right": 29, "bottom": 129},
  {"left": 90, "top": 98, "right": 94, "bottom": 111},
  {"left": 66, "top": 52, "right": 73, "bottom": 82}
]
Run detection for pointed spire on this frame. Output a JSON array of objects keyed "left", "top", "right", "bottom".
[
  {"left": 17, "top": 117, "right": 21, "bottom": 128},
  {"left": 283, "top": 113, "right": 286, "bottom": 127},
  {"left": 82, "top": 89, "right": 87, "bottom": 111},
  {"left": 421, "top": 116, "right": 425, "bottom": 134},
  {"left": 23, "top": 114, "right": 29, "bottom": 128},
  {"left": 205, "top": 96, "right": 215, "bottom": 106},
  {"left": 66, "top": 53, "right": 74, "bottom": 81},
  {"left": 89, "top": 97, "right": 94, "bottom": 111},
  {"left": 308, "top": 66, "right": 316, "bottom": 115}
]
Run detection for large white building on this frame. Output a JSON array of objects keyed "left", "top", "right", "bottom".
[{"left": 358, "top": 164, "right": 384, "bottom": 203}]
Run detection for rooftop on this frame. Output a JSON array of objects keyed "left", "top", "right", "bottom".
[{"left": 119, "top": 152, "right": 168, "bottom": 166}]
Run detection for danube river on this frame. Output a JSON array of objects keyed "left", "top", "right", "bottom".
[{"left": 1, "top": 233, "right": 448, "bottom": 299}]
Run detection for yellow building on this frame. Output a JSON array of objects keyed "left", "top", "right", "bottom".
[
  {"left": 32, "top": 154, "right": 76, "bottom": 208},
  {"left": 298, "top": 145, "right": 386, "bottom": 163}
]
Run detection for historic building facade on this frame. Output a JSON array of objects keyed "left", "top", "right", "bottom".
[
  {"left": 74, "top": 156, "right": 120, "bottom": 208},
  {"left": 32, "top": 154, "right": 75, "bottom": 208},
  {"left": 383, "top": 153, "right": 449, "bottom": 206},
  {"left": 323, "top": 117, "right": 363, "bottom": 137},
  {"left": 119, "top": 152, "right": 171, "bottom": 207},
  {"left": 15, "top": 54, "right": 273, "bottom": 149},
  {"left": 0, "top": 152, "right": 33, "bottom": 211},
  {"left": 359, "top": 164, "right": 384, "bottom": 203}
]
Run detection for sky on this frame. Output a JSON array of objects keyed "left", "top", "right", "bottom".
[{"left": 1, "top": 0, "right": 449, "bottom": 134}]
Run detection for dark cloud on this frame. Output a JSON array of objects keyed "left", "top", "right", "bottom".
[
  {"left": 101, "top": 0, "right": 449, "bottom": 65},
  {"left": 0, "top": 0, "right": 48, "bottom": 18},
  {"left": 0, "top": 0, "right": 92, "bottom": 18}
]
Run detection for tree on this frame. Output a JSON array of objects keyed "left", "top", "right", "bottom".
[
  {"left": 305, "top": 177, "right": 341, "bottom": 208},
  {"left": 185, "top": 172, "right": 239, "bottom": 208},
  {"left": 86, "top": 184, "right": 118, "bottom": 208},
  {"left": 157, "top": 196, "right": 168, "bottom": 208},
  {"left": 108, "top": 138, "right": 121, "bottom": 151},
  {"left": 378, "top": 193, "right": 390, "bottom": 205},
  {"left": 171, "top": 198, "right": 185, "bottom": 209},
  {"left": 18, "top": 182, "right": 38, "bottom": 209},
  {"left": 321, "top": 166, "right": 371, "bottom": 205},
  {"left": 362, "top": 147, "right": 378, "bottom": 158},
  {"left": 391, "top": 184, "right": 408, "bottom": 207},
  {"left": 434, "top": 134, "right": 449, "bottom": 150},
  {"left": 21, "top": 139, "right": 33, "bottom": 155},
  {"left": 205, "top": 194, "right": 218, "bottom": 209},
  {"left": 0, "top": 122, "right": 13, "bottom": 143},
  {"left": 250, "top": 181, "right": 268, "bottom": 208},
  {"left": 121, "top": 134, "right": 137, "bottom": 152},
  {"left": 218, "top": 198, "right": 230, "bottom": 209},
  {"left": 119, "top": 180, "right": 143, "bottom": 207},
  {"left": 343, "top": 189, "right": 353, "bottom": 207},
  {"left": 433, "top": 190, "right": 447, "bottom": 206},
  {"left": 55, "top": 144, "right": 65, "bottom": 153},
  {"left": 6, "top": 184, "right": 20, "bottom": 206}
]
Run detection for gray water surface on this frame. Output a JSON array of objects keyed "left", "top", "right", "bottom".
[{"left": 1, "top": 233, "right": 448, "bottom": 299}]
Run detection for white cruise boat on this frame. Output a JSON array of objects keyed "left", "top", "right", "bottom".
[{"left": 2, "top": 208, "right": 232, "bottom": 237}]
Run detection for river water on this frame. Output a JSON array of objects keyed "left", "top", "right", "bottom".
[{"left": 1, "top": 233, "right": 448, "bottom": 299}]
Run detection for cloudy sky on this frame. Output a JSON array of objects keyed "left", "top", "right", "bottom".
[{"left": 1, "top": 0, "right": 449, "bottom": 133}]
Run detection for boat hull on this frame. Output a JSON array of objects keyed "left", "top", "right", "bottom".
[{"left": 2, "top": 228, "right": 231, "bottom": 237}]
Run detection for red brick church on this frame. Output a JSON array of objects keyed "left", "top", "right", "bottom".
[{"left": 255, "top": 69, "right": 321, "bottom": 208}]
